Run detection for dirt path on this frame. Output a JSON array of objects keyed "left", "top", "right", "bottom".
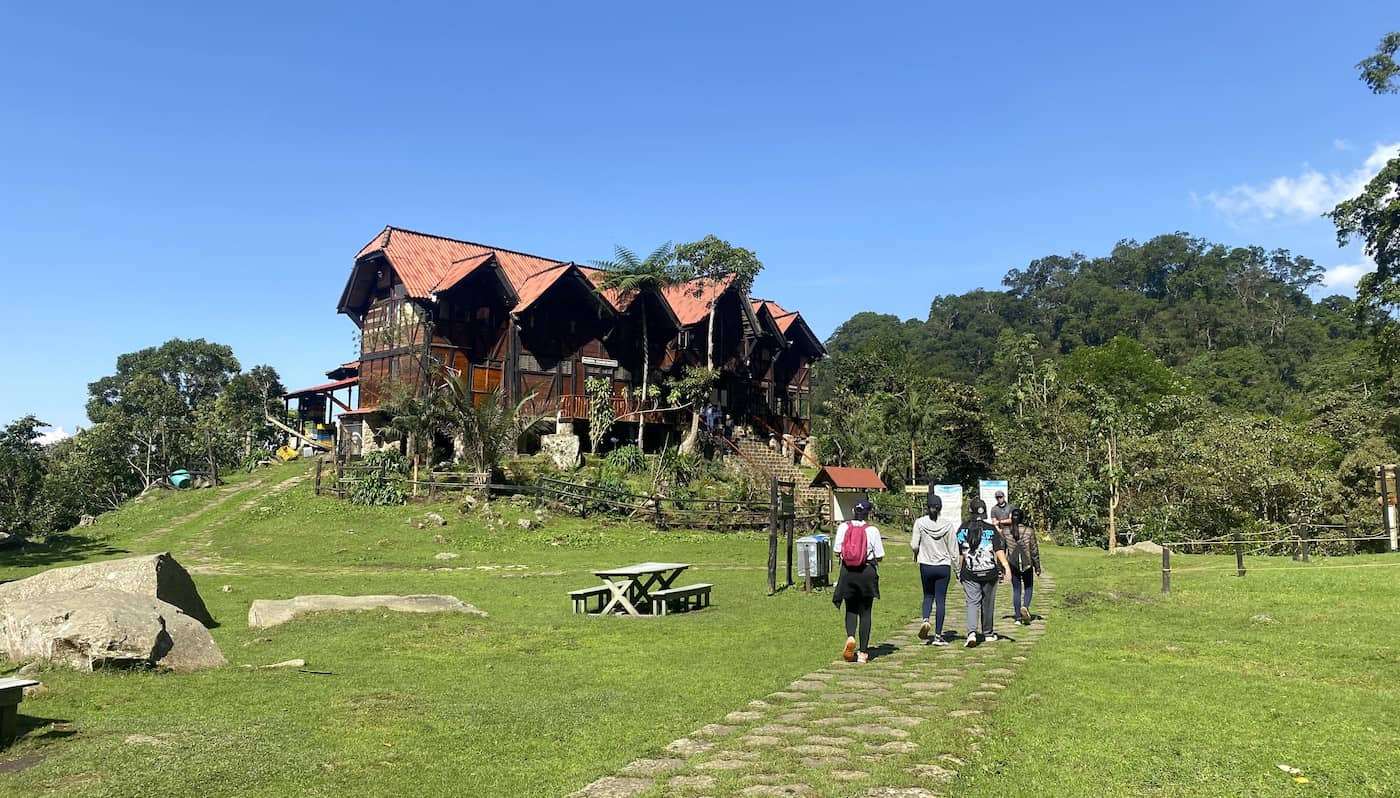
[
  {"left": 569, "top": 574, "right": 1056, "bottom": 798},
  {"left": 134, "top": 468, "right": 311, "bottom": 548}
]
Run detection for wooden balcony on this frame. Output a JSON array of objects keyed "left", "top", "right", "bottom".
[{"left": 554, "top": 395, "right": 676, "bottom": 424}]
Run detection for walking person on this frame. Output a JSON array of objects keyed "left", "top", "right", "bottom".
[
  {"left": 999, "top": 506, "right": 1041, "bottom": 625},
  {"left": 833, "top": 499, "right": 884, "bottom": 663},
  {"left": 910, "top": 494, "right": 958, "bottom": 646},
  {"left": 957, "top": 498, "right": 1011, "bottom": 647}
]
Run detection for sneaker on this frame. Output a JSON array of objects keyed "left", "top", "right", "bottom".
[
  {"left": 856, "top": 651, "right": 869, "bottom": 664},
  {"left": 931, "top": 634, "right": 949, "bottom": 647},
  {"left": 984, "top": 632, "right": 999, "bottom": 643},
  {"left": 965, "top": 632, "right": 977, "bottom": 648},
  {"left": 1020, "top": 607, "right": 1031, "bottom": 625},
  {"left": 843, "top": 636, "right": 857, "bottom": 662},
  {"left": 918, "top": 621, "right": 931, "bottom": 640}
]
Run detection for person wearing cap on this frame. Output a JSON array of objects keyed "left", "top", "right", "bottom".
[
  {"left": 989, "top": 489, "right": 1012, "bottom": 532},
  {"left": 910, "top": 493, "right": 959, "bottom": 645},
  {"left": 957, "top": 497, "right": 1011, "bottom": 647},
  {"left": 832, "top": 498, "right": 884, "bottom": 664}
]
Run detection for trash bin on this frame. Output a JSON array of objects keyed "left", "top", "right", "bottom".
[
  {"left": 169, "top": 469, "right": 191, "bottom": 489},
  {"left": 796, "top": 534, "right": 832, "bottom": 585}
]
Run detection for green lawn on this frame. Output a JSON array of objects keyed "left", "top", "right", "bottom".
[
  {"left": 957, "top": 548, "right": 1400, "bottom": 797},
  {"left": 2, "top": 463, "right": 1398, "bottom": 797}
]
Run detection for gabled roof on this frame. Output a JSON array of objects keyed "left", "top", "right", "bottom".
[
  {"left": 752, "top": 299, "right": 826, "bottom": 356},
  {"left": 750, "top": 300, "right": 787, "bottom": 341},
  {"left": 661, "top": 274, "right": 737, "bottom": 326},
  {"left": 579, "top": 266, "right": 682, "bottom": 330},
  {"left": 346, "top": 226, "right": 597, "bottom": 314},
  {"left": 810, "top": 466, "right": 887, "bottom": 491}
]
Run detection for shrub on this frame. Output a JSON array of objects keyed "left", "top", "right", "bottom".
[
  {"left": 349, "top": 450, "right": 408, "bottom": 506},
  {"left": 605, "top": 445, "right": 647, "bottom": 474}
]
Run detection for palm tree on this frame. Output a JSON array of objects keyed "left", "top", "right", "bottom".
[
  {"left": 591, "top": 243, "right": 679, "bottom": 450},
  {"left": 439, "top": 375, "right": 544, "bottom": 476}
]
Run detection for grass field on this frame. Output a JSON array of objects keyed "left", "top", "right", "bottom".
[{"left": 2, "top": 461, "right": 1398, "bottom": 797}]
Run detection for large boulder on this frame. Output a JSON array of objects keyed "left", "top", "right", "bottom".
[
  {"left": 248, "top": 594, "right": 487, "bottom": 628},
  {"left": 0, "top": 553, "right": 214, "bottom": 627},
  {"left": 0, "top": 589, "right": 226, "bottom": 672}
]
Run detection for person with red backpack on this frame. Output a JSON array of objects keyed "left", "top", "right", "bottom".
[{"left": 832, "top": 498, "right": 885, "bottom": 663}]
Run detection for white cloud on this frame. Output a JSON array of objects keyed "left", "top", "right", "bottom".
[
  {"left": 1333, "top": 138, "right": 1354, "bottom": 152},
  {"left": 37, "top": 426, "right": 71, "bottom": 446},
  {"left": 1206, "top": 142, "right": 1400, "bottom": 222},
  {"left": 1320, "top": 255, "right": 1374, "bottom": 293}
]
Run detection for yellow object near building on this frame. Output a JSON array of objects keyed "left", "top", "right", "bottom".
[{"left": 276, "top": 445, "right": 301, "bottom": 462}]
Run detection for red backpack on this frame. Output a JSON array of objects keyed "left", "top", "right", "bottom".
[{"left": 840, "top": 520, "right": 869, "bottom": 567}]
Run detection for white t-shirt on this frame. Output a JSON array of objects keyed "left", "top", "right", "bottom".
[{"left": 834, "top": 520, "right": 885, "bottom": 563}]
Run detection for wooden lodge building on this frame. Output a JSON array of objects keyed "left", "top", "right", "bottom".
[{"left": 287, "top": 226, "right": 825, "bottom": 457}]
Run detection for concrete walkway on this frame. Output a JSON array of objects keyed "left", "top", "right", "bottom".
[{"left": 569, "top": 573, "right": 1055, "bottom": 798}]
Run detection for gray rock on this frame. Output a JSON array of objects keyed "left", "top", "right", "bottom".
[
  {"left": 247, "top": 594, "right": 487, "bottom": 628},
  {"left": 0, "top": 552, "right": 214, "bottom": 627},
  {"left": 424, "top": 512, "right": 447, "bottom": 527},
  {"left": 1111, "top": 540, "right": 1164, "bottom": 556},
  {"left": 540, "top": 433, "right": 582, "bottom": 470},
  {"left": 0, "top": 588, "right": 225, "bottom": 672},
  {"left": 433, "top": 552, "right": 459, "bottom": 560}
]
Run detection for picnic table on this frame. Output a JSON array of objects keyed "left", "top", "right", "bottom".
[{"left": 591, "top": 562, "right": 691, "bottom": 616}]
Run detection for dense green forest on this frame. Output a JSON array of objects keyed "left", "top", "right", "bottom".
[{"left": 812, "top": 232, "right": 1399, "bottom": 548}]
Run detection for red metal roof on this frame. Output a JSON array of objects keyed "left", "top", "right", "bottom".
[
  {"left": 578, "top": 265, "right": 638, "bottom": 312},
  {"left": 661, "top": 274, "right": 736, "bottom": 326},
  {"left": 810, "top": 466, "right": 887, "bottom": 491},
  {"left": 284, "top": 376, "right": 358, "bottom": 399},
  {"left": 354, "top": 226, "right": 578, "bottom": 312}
]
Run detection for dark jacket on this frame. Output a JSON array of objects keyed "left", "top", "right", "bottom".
[{"left": 998, "top": 522, "right": 1041, "bottom": 574}]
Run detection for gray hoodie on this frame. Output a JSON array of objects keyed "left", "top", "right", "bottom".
[{"left": 910, "top": 514, "right": 959, "bottom": 567}]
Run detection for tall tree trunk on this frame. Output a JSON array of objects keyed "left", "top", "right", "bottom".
[
  {"left": 637, "top": 313, "right": 648, "bottom": 450},
  {"left": 1106, "top": 432, "right": 1118, "bottom": 553},
  {"left": 682, "top": 294, "right": 720, "bottom": 454}
]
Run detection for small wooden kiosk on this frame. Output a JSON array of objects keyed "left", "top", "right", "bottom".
[{"left": 810, "top": 466, "right": 887, "bottom": 522}]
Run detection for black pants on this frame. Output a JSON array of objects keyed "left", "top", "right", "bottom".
[{"left": 844, "top": 594, "right": 873, "bottom": 650}]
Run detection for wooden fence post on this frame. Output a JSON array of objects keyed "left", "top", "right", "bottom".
[
  {"left": 1301, "top": 528, "right": 1311, "bottom": 563},
  {"left": 314, "top": 460, "right": 322, "bottom": 496},
  {"left": 534, "top": 477, "right": 542, "bottom": 509},
  {"left": 1349, "top": 533, "right": 1357, "bottom": 557},
  {"left": 335, "top": 456, "right": 343, "bottom": 500},
  {"left": 767, "top": 478, "right": 778, "bottom": 594},
  {"left": 1161, "top": 545, "right": 1171, "bottom": 594},
  {"left": 652, "top": 495, "right": 664, "bottom": 529},
  {"left": 1234, "top": 533, "right": 1246, "bottom": 577}
]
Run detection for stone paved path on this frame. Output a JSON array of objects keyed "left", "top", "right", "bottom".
[{"left": 569, "top": 573, "right": 1055, "bottom": 798}]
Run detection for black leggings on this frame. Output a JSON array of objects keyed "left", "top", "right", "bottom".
[{"left": 844, "top": 595, "right": 873, "bottom": 650}]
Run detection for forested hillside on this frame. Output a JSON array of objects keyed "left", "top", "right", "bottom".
[{"left": 813, "top": 232, "right": 1398, "bottom": 547}]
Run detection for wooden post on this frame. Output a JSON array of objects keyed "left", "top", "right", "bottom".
[
  {"left": 335, "top": 456, "right": 344, "bottom": 500},
  {"left": 1235, "top": 534, "right": 1245, "bottom": 577},
  {"left": 1161, "top": 545, "right": 1171, "bottom": 594},
  {"left": 534, "top": 477, "right": 543, "bottom": 509},
  {"left": 1301, "top": 527, "right": 1311, "bottom": 563},
  {"left": 785, "top": 517, "right": 794, "bottom": 588},
  {"left": 767, "top": 477, "right": 778, "bottom": 594},
  {"left": 1349, "top": 532, "right": 1357, "bottom": 557},
  {"left": 652, "top": 495, "right": 664, "bottom": 529},
  {"left": 314, "top": 460, "right": 322, "bottom": 496}
]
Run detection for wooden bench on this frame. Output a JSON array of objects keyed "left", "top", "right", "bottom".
[
  {"left": 649, "top": 583, "right": 713, "bottom": 616},
  {"left": 0, "top": 678, "right": 39, "bottom": 744},
  {"left": 568, "top": 585, "right": 611, "bottom": 614}
]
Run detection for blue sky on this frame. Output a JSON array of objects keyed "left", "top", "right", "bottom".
[{"left": 2, "top": 1, "right": 1397, "bottom": 439}]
